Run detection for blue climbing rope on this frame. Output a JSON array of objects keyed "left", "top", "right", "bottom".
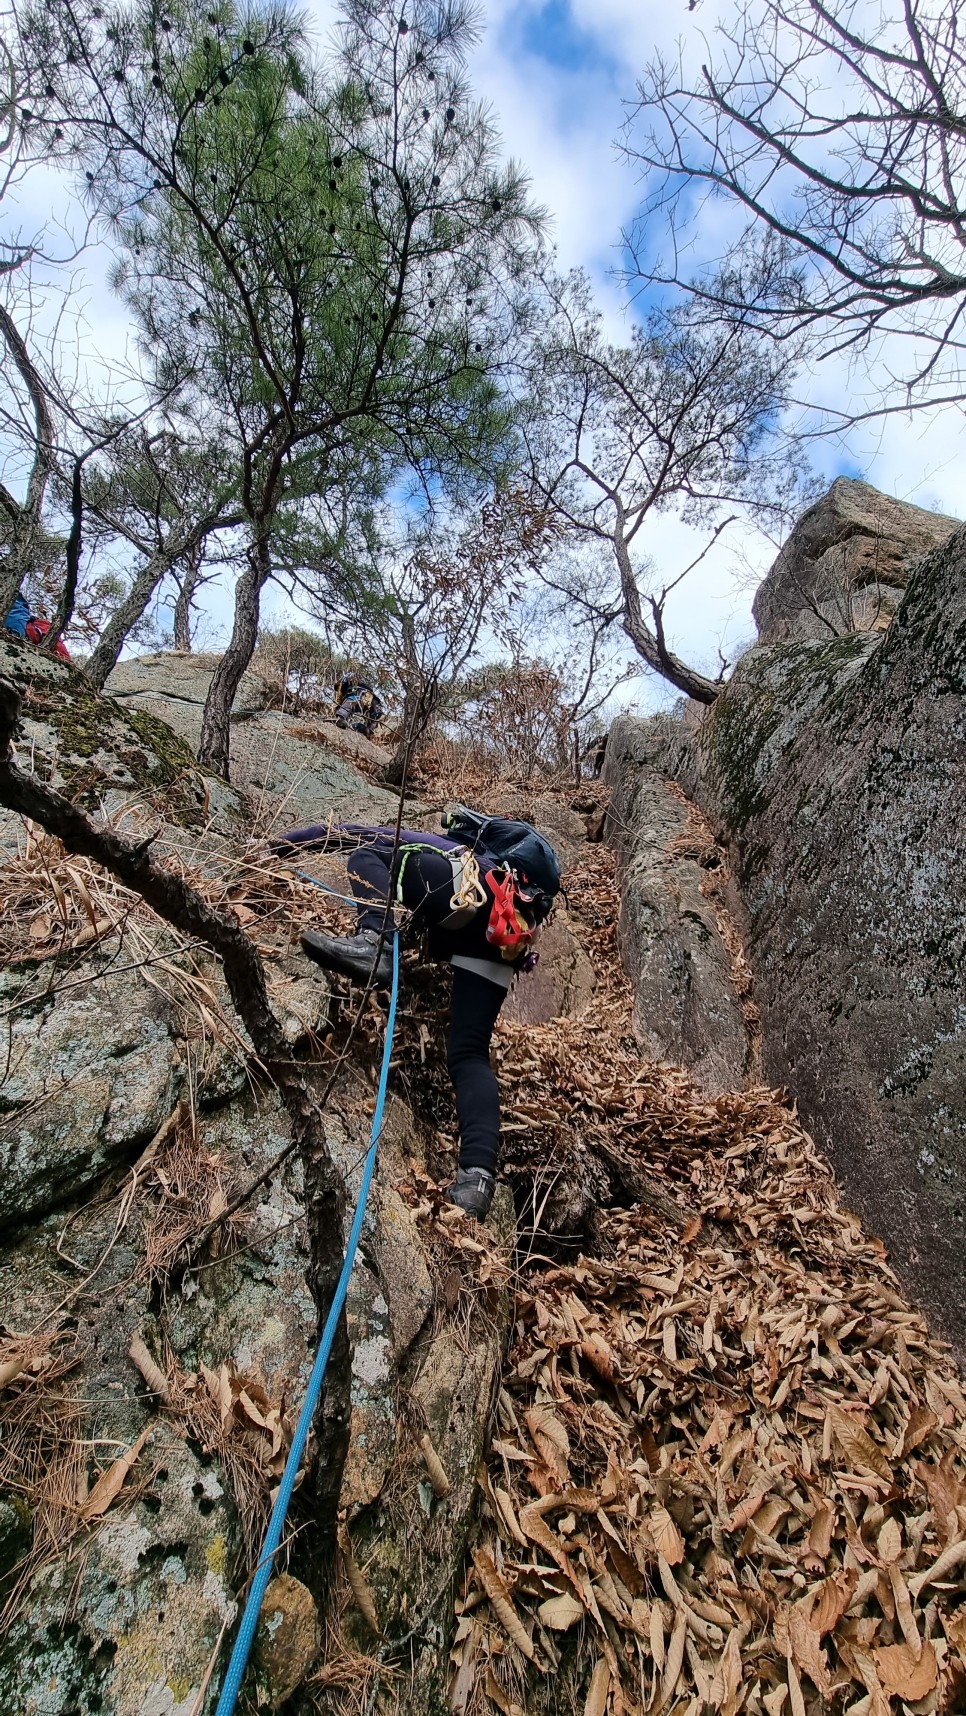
[
  {"left": 294, "top": 865, "right": 360, "bottom": 907},
  {"left": 213, "top": 929, "right": 400, "bottom": 1716}
]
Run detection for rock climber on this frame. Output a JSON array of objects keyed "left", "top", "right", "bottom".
[
  {"left": 272, "top": 807, "right": 562, "bottom": 1220},
  {"left": 333, "top": 671, "right": 383, "bottom": 739}
]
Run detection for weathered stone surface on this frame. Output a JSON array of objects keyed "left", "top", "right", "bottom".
[
  {"left": 107, "top": 652, "right": 399, "bottom": 828},
  {"left": 502, "top": 907, "right": 595, "bottom": 1027},
  {"left": 1, "top": 1422, "right": 239, "bottom": 1716},
  {"left": 695, "top": 524, "right": 966, "bottom": 1351},
  {"left": 602, "top": 717, "right": 748, "bottom": 1093},
  {"left": 0, "top": 961, "right": 182, "bottom": 1228},
  {"left": 0, "top": 634, "right": 245, "bottom": 844},
  {"left": 255, "top": 1573, "right": 319, "bottom": 1708},
  {"left": 344, "top": 1186, "right": 516, "bottom": 1713},
  {"left": 0, "top": 641, "right": 521, "bottom": 1714},
  {"left": 752, "top": 475, "right": 959, "bottom": 645}
]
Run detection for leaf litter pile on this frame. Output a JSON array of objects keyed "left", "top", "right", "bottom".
[
  {"left": 445, "top": 848, "right": 966, "bottom": 1716},
  {"left": 5, "top": 788, "right": 966, "bottom": 1712}
]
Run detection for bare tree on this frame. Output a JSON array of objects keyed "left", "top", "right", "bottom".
[
  {"left": 624, "top": 0, "right": 966, "bottom": 420},
  {"left": 365, "top": 487, "right": 557, "bottom": 783},
  {"left": 524, "top": 272, "right": 804, "bottom": 704}
]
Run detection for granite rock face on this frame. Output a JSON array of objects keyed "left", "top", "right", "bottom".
[
  {"left": 0, "top": 634, "right": 246, "bottom": 842},
  {"left": 619, "top": 484, "right": 966, "bottom": 1353},
  {"left": 752, "top": 476, "right": 958, "bottom": 645},
  {"left": 602, "top": 718, "right": 749, "bottom": 1093},
  {"left": 704, "top": 522, "right": 966, "bottom": 1352},
  {"left": 106, "top": 652, "right": 399, "bottom": 829},
  {"left": 0, "top": 643, "right": 522, "bottom": 1713}
]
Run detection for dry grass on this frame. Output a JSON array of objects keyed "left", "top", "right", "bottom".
[{"left": 0, "top": 1330, "right": 89, "bottom": 1627}]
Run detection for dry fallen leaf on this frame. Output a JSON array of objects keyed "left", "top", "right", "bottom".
[
  {"left": 873, "top": 1639, "right": 937, "bottom": 1700},
  {"left": 0, "top": 1353, "right": 25, "bottom": 1390},
  {"left": 538, "top": 1592, "right": 584, "bottom": 1632},
  {"left": 786, "top": 1601, "right": 832, "bottom": 1697},
  {"left": 473, "top": 1548, "right": 538, "bottom": 1664},
  {"left": 876, "top": 1515, "right": 901, "bottom": 1564},
  {"left": 128, "top": 1334, "right": 171, "bottom": 1404},
  {"left": 807, "top": 1501, "right": 834, "bottom": 1558},
  {"left": 525, "top": 1406, "right": 570, "bottom": 1485},
  {"left": 899, "top": 1403, "right": 939, "bottom": 1457},
  {"left": 81, "top": 1424, "right": 152, "bottom": 1520},
  {"left": 650, "top": 1505, "right": 684, "bottom": 1566},
  {"left": 583, "top": 1657, "right": 609, "bottom": 1716},
  {"left": 827, "top": 1403, "right": 892, "bottom": 1482},
  {"left": 341, "top": 1535, "right": 380, "bottom": 1634}
]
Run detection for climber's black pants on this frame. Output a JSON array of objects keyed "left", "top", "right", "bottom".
[
  {"left": 346, "top": 845, "right": 507, "bottom": 1175},
  {"left": 347, "top": 844, "right": 454, "bottom": 936},
  {"left": 447, "top": 966, "right": 506, "bottom": 1176}
]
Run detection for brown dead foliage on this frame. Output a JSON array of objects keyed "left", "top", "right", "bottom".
[{"left": 444, "top": 847, "right": 966, "bottom": 1716}]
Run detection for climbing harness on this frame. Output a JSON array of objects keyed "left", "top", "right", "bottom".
[
  {"left": 212, "top": 931, "right": 400, "bottom": 1716},
  {"left": 392, "top": 840, "right": 488, "bottom": 930}
]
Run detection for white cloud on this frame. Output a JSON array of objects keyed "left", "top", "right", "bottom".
[{"left": 4, "top": 0, "right": 964, "bottom": 689}]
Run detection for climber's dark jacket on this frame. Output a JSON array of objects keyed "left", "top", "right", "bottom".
[{"left": 278, "top": 820, "right": 541, "bottom": 1176}]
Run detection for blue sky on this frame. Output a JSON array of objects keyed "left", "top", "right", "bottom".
[
  {"left": 7, "top": 0, "right": 966, "bottom": 699},
  {"left": 286, "top": 0, "right": 966, "bottom": 702}
]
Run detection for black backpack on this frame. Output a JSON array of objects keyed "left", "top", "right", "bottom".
[{"left": 441, "top": 805, "right": 561, "bottom": 916}]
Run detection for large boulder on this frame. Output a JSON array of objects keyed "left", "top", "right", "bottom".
[
  {"left": 629, "top": 493, "right": 966, "bottom": 1352},
  {"left": 702, "top": 522, "right": 966, "bottom": 1351},
  {"left": 106, "top": 652, "right": 399, "bottom": 829},
  {"left": 0, "top": 633, "right": 245, "bottom": 843},
  {"left": 752, "top": 475, "right": 958, "bottom": 644}
]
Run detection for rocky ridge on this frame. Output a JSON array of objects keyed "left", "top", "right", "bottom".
[{"left": 0, "top": 636, "right": 522, "bottom": 1714}]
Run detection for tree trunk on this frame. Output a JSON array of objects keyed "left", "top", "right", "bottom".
[
  {"left": 0, "top": 535, "right": 33, "bottom": 627},
  {"left": 86, "top": 552, "right": 167, "bottom": 690},
  {"left": 384, "top": 683, "right": 414, "bottom": 787},
  {"left": 0, "top": 306, "right": 55, "bottom": 625},
  {"left": 0, "top": 555, "right": 26, "bottom": 629},
  {"left": 612, "top": 512, "right": 721, "bottom": 706},
  {"left": 173, "top": 545, "right": 203, "bottom": 652},
  {"left": 198, "top": 530, "right": 268, "bottom": 778}
]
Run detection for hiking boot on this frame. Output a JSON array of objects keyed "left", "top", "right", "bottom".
[
  {"left": 300, "top": 927, "right": 393, "bottom": 986},
  {"left": 446, "top": 1167, "right": 496, "bottom": 1221}
]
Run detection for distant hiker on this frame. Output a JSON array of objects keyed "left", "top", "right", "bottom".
[
  {"left": 274, "top": 807, "right": 562, "bottom": 1219},
  {"left": 333, "top": 672, "right": 383, "bottom": 738},
  {"left": 587, "top": 731, "right": 608, "bottom": 777},
  {"left": 3, "top": 593, "right": 71, "bottom": 660}
]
